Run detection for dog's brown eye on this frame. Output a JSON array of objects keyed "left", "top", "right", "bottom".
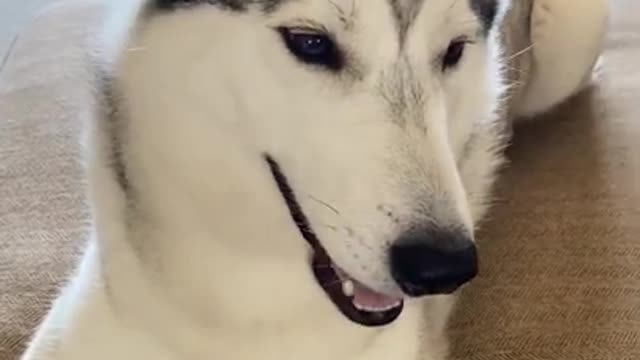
[{"left": 442, "top": 39, "right": 466, "bottom": 71}]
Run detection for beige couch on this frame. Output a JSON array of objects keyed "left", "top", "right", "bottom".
[{"left": 1, "top": 1, "right": 638, "bottom": 359}]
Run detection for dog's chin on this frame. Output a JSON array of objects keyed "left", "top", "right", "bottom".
[{"left": 265, "top": 155, "right": 404, "bottom": 328}]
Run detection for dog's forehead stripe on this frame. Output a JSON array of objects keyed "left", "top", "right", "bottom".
[
  {"left": 388, "top": 0, "right": 426, "bottom": 45},
  {"left": 468, "top": 0, "right": 498, "bottom": 34},
  {"left": 151, "top": 0, "right": 288, "bottom": 13}
]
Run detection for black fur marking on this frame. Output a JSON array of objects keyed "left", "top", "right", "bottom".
[
  {"left": 95, "top": 68, "right": 130, "bottom": 194},
  {"left": 264, "top": 155, "right": 318, "bottom": 249},
  {"left": 468, "top": 0, "right": 498, "bottom": 34},
  {"left": 152, "top": 0, "right": 287, "bottom": 13}
]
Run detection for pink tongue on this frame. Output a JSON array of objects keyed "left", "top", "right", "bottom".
[{"left": 352, "top": 281, "right": 400, "bottom": 310}]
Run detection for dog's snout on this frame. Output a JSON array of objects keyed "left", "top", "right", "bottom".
[{"left": 390, "top": 228, "right": 477, "bottom": 297}]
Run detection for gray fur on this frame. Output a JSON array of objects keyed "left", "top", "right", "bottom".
[
  {"left": 468, "top": 0, "right": 498, "bottom": 34},
  {"left": 95, "top": 67, "right": 131, "bottom": 194},
  {"left": 150, "top": 0, "right": 287, "bottom": 13},
  {"left": 377, "top": 57, "right": 425, "bottom": 131},
  {"left": 389, "top": 0, "right": 427, "bottom": 45}
]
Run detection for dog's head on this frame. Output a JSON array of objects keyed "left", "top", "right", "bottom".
[{"left": 112, "top": 0, "right": 509, "bottom": 328}]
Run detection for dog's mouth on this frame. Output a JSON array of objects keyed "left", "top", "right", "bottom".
[{"left": 265, "top": 155, "right": 404, "bottom": 327}]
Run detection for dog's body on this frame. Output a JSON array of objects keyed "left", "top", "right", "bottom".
[{"left": 21, "top": 0, "right": 607, "bottom": 359}]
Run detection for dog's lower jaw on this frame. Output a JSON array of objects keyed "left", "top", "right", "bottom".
[
  {"left": 21, "top": 239, "right": 433, "bottom": 360},
  {"left": 73, "top": 212, "right": 434, "bottom": 360}
]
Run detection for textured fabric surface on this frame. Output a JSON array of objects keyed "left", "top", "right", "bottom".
[
  {"left": 0, "top": 1, "right": 638, "bottom": 359},
  {"left": 449, "top": 1, "right": 640, "bottom": 358},
  {"left": 0, "top": 1, "right": 102, "bottom": 358}
]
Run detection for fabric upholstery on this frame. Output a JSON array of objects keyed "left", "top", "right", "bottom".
[
  {"left": 1, "top": 0, "right": 638, "bottom": 359},
  {"left": 0, "top": 1, "right": 102, "bottom": 357}
]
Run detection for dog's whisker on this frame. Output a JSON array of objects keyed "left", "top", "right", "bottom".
[
  {"left": 322, "top": 224, "right": 339, "bottom": 231},
  {"left": 506, "top": 44, "right": 534, "bottom": 61},
  {"left": 307, "top": 194, "right": 341, "bottom": 215},
  {"left": 446, "top": 0, "right": 463, "bottom": 14},
  {"left": 126, "top": 46, "right": 148, "bottom": 52}
]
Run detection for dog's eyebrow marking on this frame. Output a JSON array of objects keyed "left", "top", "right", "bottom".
[
  {"left": 150, "top": 0, "right": 289, "bottom": 13},
  {"left": 388, "top": 0, "right": 427, "bottom": 46},
  {"left": 468, "top": 0, "right": 498, "bottom": 35},
  {"left": 329, "top": 0, "right": 357, "bottom": 30}
]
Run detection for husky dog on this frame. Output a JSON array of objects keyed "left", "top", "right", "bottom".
[{"left": 21, "top": 0, "right": 607, "bottom": 359}]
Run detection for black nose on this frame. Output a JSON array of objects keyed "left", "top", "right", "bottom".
[{"left": 390, "top": 228, "right": 478, "bottom": 297}]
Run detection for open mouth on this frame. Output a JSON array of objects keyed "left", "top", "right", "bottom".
[{"left": 265, "top": 155, "right": 404, "bottom": 327}]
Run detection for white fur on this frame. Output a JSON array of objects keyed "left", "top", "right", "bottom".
[{"left": 19, "top": 0, "right": 605, "bottom": 359}]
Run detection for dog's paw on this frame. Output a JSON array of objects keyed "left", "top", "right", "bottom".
[{"left": 514, "top": 0, "right": 609, "bottom": 117}]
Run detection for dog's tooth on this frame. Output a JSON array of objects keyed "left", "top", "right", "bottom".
[
  {"left": 352, "top": 300, "right": 402, "bottom": 313},
  {"left": 342, "top": 280, "right": 354, "bottom": 297}
]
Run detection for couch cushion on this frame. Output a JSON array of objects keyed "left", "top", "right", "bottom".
[{"left": 0, "top": 0, "right": 638, "bottom": 359}]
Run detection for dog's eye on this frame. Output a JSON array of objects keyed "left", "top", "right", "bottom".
[
  {"left": 278, "top": 27, "right": 343, "bottom": 71},
  {"left": 442, "top": 39, "right": 467, "bottom": 71}
]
